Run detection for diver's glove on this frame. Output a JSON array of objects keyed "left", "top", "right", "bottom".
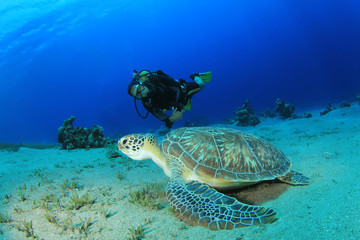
[
  {"left": 189, "top": 72, "right": 200, "bottom": 80},
  {"left": 169, "top": 109, "right": 184, "bottom": 122},
  {"left": 166, "top": 109, "right": 185, "bottom": 129}
]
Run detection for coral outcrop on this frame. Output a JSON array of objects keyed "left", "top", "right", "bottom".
[
  {"left": 274, "top": 99, "right": 312, "bottom": 119},
  {"left": 340, "top": 102, "right": 351, "bottom": 108},
  {"left": 275, "top": 98, "right": 295, "bottom": 119},
  {"left": 320, "top": 102, "right": 352, "bottom": 116},
  {"left": 320, "top": 103, "right": 336, "bottom": 116},
  {"left": 224, "top": 100, "right": 260, "bottom": 126},
  {"left": 57, "top": 116, "right": 114, "bottom": 150},
  {"left": 260, "top": 108, "right": 276, "bottom": 118}
]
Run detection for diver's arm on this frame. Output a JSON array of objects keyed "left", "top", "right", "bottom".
[
  {"left": 151, "top": 108, "right": 170, "bottom": 121},
  {"left": 152, "top": 108, "right": 174, "bottom": 129},
  {"left": 142, "top": 100, "right": 172, "bottom": 124},
  {"left": 168, "top": 109, "right": 184, "bottom": 122},
  {"left": 167, "top": 109, "right": 184, "bottom": 128},
  {"left": 147, "top": 105, "right": 184, "bottom": 129}
]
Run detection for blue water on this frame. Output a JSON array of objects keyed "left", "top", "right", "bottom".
[{"left": 1, "top": 0, "right": 360, "bottom": 143}]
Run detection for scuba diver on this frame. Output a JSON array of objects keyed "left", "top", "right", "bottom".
[{"left": 127, "top": 70, "right": 212, "bottom": 129}]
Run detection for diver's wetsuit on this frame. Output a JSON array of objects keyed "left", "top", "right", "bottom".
[{"left": 131, "top": 70, "right": 201, "bottom": 127}]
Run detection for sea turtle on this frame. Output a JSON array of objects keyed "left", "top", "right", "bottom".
[{"left": 118, "top": 127, "right": 309, "bottom": 230}]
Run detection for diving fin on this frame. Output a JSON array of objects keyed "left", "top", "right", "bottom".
[
  {"left": 184, "top": 99, "right": 192, "bottom": 111},
  {"left": 199, "top": 71, "right": 212, "bottom": 83}
]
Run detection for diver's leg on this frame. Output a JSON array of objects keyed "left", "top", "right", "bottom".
[{"left": 194, "top": 76, "right": 205, "bottom": 89}]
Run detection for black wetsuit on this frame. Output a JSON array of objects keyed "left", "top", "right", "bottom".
[{"left": 130, "top": 70, "right": 201, "bottom": 128}]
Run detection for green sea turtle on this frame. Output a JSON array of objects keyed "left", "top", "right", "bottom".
[{"left": 118, "top": 127, "right": 309, "bottom": 230}]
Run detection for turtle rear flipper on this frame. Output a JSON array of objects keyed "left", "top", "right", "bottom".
[
  {"left": 278, "top": 170, "right": 311, "bottom": 185},
  {"left": 166, "top": 180, "right": 278, "bottom": 230}
]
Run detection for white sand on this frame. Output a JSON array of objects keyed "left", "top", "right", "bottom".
[{"left": 0, "top": 105, "right": 359, "bottom": 240}]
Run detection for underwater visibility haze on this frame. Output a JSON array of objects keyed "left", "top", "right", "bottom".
[
  {"left": 1, "top": 1, "right": 360, "bottom": 240},
  {"left": 1, "top": 0, "right": 360, "bottom": 143}
]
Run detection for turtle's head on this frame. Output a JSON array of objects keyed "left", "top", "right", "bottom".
[
  {"left": 118, "top": 133, "right": 170, "bottom": 176},
  {"left": 118, "top": 133, "right": 160, "bottom": 161}
]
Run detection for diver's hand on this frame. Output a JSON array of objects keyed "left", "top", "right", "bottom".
[{"left": 168, "top": 109, "right": 184, "bottom": 122}]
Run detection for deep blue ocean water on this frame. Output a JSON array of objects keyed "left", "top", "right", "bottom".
[{"left": 1, "top": 0, "right": 360, "bottom": 143}]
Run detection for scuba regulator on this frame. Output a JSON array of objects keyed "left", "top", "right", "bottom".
[{"left": 131, "top": 70, "right": 152, "bottom": 119}]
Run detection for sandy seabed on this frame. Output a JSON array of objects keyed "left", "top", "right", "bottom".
[{"left": 0, "top": 105, "right": 359, "bottom": 240}]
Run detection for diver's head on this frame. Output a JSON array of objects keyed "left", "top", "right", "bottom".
[
  {"left": 128, "top": 82, "right": 150, "bottom": 99},
  {"left": 133, "top": 70, "right": 151, "bottom": 83},
  {"left": 128, "top": 70, "right": 152, "bottom": 99}
]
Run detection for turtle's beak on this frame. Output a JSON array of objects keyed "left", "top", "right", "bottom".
[
  {"left": 117, "top": 137, "right": 127, "bottom": 152},
  {"left": 117, "top": 140, "right": 123, "bottom": 150}
]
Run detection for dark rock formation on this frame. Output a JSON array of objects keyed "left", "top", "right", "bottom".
[
  {"left": 221, "top": 118, "right": 234, "bottom": 125},
  {"left": 339, "top": 102, "right": 351, "bottom": 108},
  {"left": 57, "top": 116, "right": 114, "bottom": 150},
  {"left": 320, "top": 103, "right": 336, "bottom": 116},
  {"left": 275, "top": 98, "right": 295, "bottom": 119},
  {"left": 260, "top": 108, "right": 277, "bottom": 118},
  {"left": 291, "top": 112, "right": 312, "bottom": 119},
  {"left": 106, "top": 147, "right": 121, "bottom": 159},
  {"left": 232, "top": 100, "right": 260, "bottom": 126},
  {"left": 302, "top": 112, "right": 313, "bottom": 118}
]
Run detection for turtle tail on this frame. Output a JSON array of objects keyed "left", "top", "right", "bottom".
[{"left": 166, "top": 180, "right": 278, "bottom": 230}]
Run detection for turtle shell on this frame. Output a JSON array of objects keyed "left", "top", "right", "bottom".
[{"left": 162, "top": 127, "right": 291, "bottom": 182}]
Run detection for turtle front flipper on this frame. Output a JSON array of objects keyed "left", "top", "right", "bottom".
[
  {"left": 278, "top": 170, "right": 310, "bottom": 185},
  {"left": 166, "top": 180, "right": 277, "bottom": 230}
]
